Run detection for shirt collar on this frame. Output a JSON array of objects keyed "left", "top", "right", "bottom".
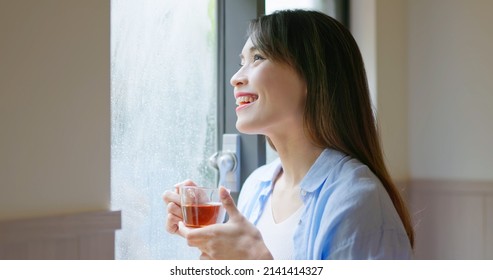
[
  {"left": 299, "top": 148, "right": 347, "bottom": 193},
  {"left": 256, "top": 157, "right": 282, "bottom": 187},
  {"left": 256, "top": 148, "right": 347, "bottom": 193}
]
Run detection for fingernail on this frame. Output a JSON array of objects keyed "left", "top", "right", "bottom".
[{"left": 220, "top": 187, "right": 230, "bottom": 199}]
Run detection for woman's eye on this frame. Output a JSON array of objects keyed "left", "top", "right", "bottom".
[{"left": 253, "top": 54, "right": 265, "bottom": 62}]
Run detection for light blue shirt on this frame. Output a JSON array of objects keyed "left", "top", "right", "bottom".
[{"left": 237, "top": 148, "right": 413, "bottom": 260}]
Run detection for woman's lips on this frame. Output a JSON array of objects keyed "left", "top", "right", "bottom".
[
  {"left": 234, "top": 93, "right": 258, "bottom": 111},
  {"left": 236, "top": 95, "right": 257, "bottom": 105}
]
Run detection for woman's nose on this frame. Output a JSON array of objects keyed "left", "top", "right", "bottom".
[{"left": 230, "top": 68, "right": 247, "bottom": 87}]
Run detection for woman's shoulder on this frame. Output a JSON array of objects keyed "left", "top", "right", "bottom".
[
  {"left": 314, "top": 154, "right": 412, "bottom": 259},
  {"left": 312, "top": 151, "right": 404, "bottom": 230},
  {"left": 307, "top": 149, "right": 382, "bottom": 195},
  {"left": 324, "top": 158, "right": 393, "bottom": 215}
]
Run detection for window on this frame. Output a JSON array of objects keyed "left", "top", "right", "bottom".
[{"left": 111, "top": 0, "right": 218, "bottom": 259}]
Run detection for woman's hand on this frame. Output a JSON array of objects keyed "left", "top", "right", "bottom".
[
  {"left": 183, "top": 187, "right": 273, "bottom": 260},
  {"left": 162, "top": 179, "right": 197, "bottom": 237}
]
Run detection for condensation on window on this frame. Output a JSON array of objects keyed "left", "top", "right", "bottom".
[{"left": 111, "top": 0, "right": 217, "bottom": 259}]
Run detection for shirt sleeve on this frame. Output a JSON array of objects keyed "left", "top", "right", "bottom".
[
  {"left": 326, "top": 228, "right": 413, "bottom": 259},
  {"left": 317, "top": 163, "right": 413, "bottom": 260}
]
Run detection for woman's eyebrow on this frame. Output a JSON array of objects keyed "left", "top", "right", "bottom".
[{"left": 239, "top": 47, "right": 259, "bottom": 59}]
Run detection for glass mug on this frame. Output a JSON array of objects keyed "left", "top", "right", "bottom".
[{"left": 179, "top": 185, "right": 226, "bottom": 228}]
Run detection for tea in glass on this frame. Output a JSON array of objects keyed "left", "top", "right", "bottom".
[{"left": 179, "top": 186, "right": 225, "bottom": 228}]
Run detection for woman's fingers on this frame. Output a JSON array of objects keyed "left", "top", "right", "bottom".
[
  {"left": 163, "top": 184, "right": 183, "bottom": 235},
  {"left": 166, "top": 212, "right": 182, "bottom": 234},
  {"left": 183, "top": 215, "right": 273, "bottom": 260},
  {"left": 163, "top": 179, "right": 198, "bottom": 204},
  {"left": 162, "top": 180, "right": 205, "bottom": 242},
  {"left": 199, "top": 252, "right": 212, "bottom": 260},
  {"left": 166, "top": 200, "right": 182, "bottom": 217},
  {"left": 177, "top": 221, "right": 191, "bottom": 239},
  {"left": 218, "top": 187, "right": 242, "bottom": 222},
  {"left": 162, "top": 189, "right": 180, "bottom": 204},
  {"left": 174, "top": 179, "right": 198, "bottom": 190}
]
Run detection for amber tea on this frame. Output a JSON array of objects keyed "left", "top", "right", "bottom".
[
  {"left": 182, "top": 203, "right": 224, "bottom": 228},
  {"left": 179, "top": 186, "right": 225, "bottom": 228}
]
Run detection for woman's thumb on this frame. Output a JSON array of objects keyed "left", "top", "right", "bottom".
[{"left": 219, "top": 186, "right": 241, "bottom": 221}]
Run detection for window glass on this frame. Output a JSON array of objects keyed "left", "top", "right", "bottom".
[{"left": 111, "top": 0, "right": 217, "bottom": 259}]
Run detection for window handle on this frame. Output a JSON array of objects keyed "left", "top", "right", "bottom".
[{"left": 208, "top": 134, "right": 241, "bottom": 192}]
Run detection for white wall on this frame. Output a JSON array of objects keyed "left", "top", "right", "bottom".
[
  {"left": 0, "top": 0, "right": 110, "bottom": 220},
  {"left": 375, "top": 0, "right": 409, "bottom": 182},
  {"left": 350, "top": 0, "right": 377, "bottom": 109},
  {"left": 351, "top": 0, "right": 409, "bottom": 181},
  {"left": 408, "top": 0, "right": 493, "bottom": 181},
  {"left": 352, "top": 0, "right": 493, "bottom": 182},
  {"left": 406, "top": 1, "right": 493, "bottom": 258},
  {"left": 351, "top": 0, "right": 493, "bottom": 259}
]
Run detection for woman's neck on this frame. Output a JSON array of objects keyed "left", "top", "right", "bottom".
[{"left": 269, "top": 133, "right": 323, "bottom": 189}]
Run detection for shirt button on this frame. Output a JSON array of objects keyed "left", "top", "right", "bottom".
[{"left": 300, "top": 190, "right": 307, "bottom": 196}]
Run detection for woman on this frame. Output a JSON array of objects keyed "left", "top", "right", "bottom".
[{"left": 163, "top": 9, "right": 414, "bottom": 260}]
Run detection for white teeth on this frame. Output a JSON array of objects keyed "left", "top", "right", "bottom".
[{"left": 236, "top": 95, "right": 258, "bottom": 105}]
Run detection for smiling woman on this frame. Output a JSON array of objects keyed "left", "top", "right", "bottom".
[
  {"left": 231, "top": 38, "right": 307, "bottom": 137},
  {"left": 163, "top": 9, "right": 414, "bottom": 260}
]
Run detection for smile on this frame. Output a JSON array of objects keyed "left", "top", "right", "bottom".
[
  {"left": 235, "top": 93, "right": 258, "bottom": 112},
  {"left": 235, "top": 95, "right": 258, "bottom": 106}
]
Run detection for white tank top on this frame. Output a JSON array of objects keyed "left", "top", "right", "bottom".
[{"left": 256, "top": 194, "right": 304, "bottom": 260}]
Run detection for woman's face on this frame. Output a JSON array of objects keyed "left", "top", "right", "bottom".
[{"left": 230, "top": 38, "right": 307, "bottom": 136}]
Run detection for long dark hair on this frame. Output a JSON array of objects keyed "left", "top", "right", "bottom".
[{"left": 248, "top": 10, "right": 414, "bottom": 248}]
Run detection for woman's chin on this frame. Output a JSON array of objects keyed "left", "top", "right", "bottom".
[{"left": 235, "top": 121, "right": 259, "bottom": 135}]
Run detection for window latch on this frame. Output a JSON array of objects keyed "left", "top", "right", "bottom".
[{"left": 208, "top": 134, "right": 241, "bottom": 192}]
